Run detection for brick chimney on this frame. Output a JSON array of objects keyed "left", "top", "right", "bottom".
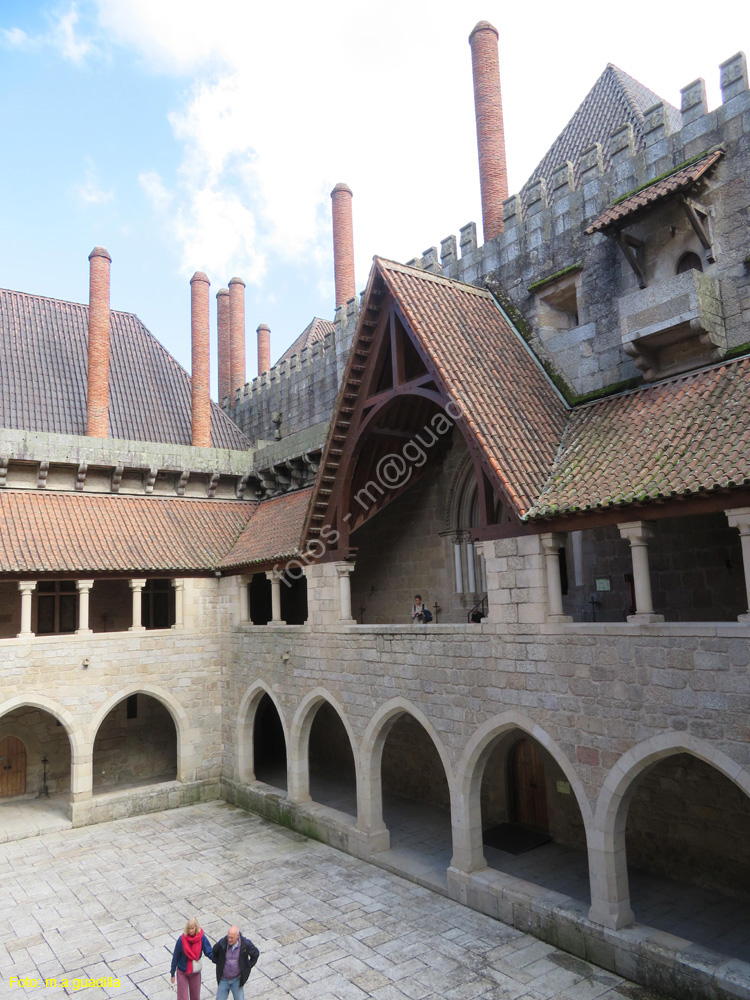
[
  {"left": 228, "top": 276, "right": 246, "bottom": 399},
  {"left": 331, "top": 183, "right": 355, "bottom": 307},
  {"left": 257, "top": 323, "right": 271, "bottom": 377},
  {"left": 216, "top": 287, "right": 230, "bottom": 406},
  {"left": 190, "top": 271, "right": 211, "bottom": 448},
  {"left": 86, "top": 246, "right": 112, "bottom": 438},
  {"left": 469, "top": 21, "right": 508, "bottom": 242}
]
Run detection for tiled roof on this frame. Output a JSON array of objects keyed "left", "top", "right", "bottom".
[
  {"left": 277, "top": 317, "right": 334, "bottom": 365},
  {"left": 0, "top": 288, "right": 250, "bottom": 450},
  {"left": 375, "top": 259, "right": 569, "bottom": 516},
  {"left": 221, "top": 487, "right": 312, "bottom": 568},
  {"left": 523, "top": 64, "right": 681, "bottom": 201},
  {"left": 528, "top": 356, "right": 750, "bottom": 518},
  {"left": 585, "top": 149, "right": 724, "bottom": 234},
  {"left": 0, "top": 492, "right": 253, "bottom": 574}
]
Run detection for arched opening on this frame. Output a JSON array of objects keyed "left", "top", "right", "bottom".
[
  {"left": 624, "top": 753, "right": 750, "bottom": 961},
  {"left": 380, "top": 713, "right": 453, "bottom": 873},
  {"left": 676, "top": 250, "right": 703, "bottom": 274},
  {"left": 92, "top": 693, "right": 177, "bottom": 792},
  {"left": 479, "top": 731, "right": 589, "bottom": 901},
  {"left": 308, "top": 702, "right": 357, "bottom": 816},
  {"left": 253, "top": 693, "right": 287, "bottom": 790}
]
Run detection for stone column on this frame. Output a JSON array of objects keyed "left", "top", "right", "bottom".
[
  {"left": 238, "top": 575, "right": 251, "bottom": 624},
  {"left": 726, "top": 508, "right": 750, "bottom": 621},
  {"left": 17, "top": 580, "right": 37, "bottom": 638},
  {"left": 129, "top": 578, "right": 147, "bottom": 632},
  {"left": 449, "top": 789, "right": 487, "bottom": 873},
  {"left": 171, "top": 578, "right": 185, "bottom": 630},
  {"left": 588, "top": 830, "right": 635, "bottom": 930},
  {"left": 540, "top": 532, "right": 573, "bottom": 623},
  {"left": 265, "top": 571, "right": 285, "bottom": 624},
  {"left": 453, "top": 538, "right": 464, "bottom": 594},
  {"left": 76, "top": 580, "right": 94, "bottom": 634},
  {"left": 618, "top": 522, "right": 664, "bottom": 623},
  {"left": 335, "top": 562, "right": 356, "bottom": 622}
]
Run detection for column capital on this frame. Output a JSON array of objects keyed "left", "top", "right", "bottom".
[
  {"left": 171, "top": 577, "right": 185, "bottom": 591},
  {"left": 618, "top": 520, "right": 654, "bottom": 545},
  {"left": 539, "top": 531, "right": 567, "bottom": 554},
  {"left": 76, "top": 579, "right": 94, "bottom": 593},
  {"left": 726, "top": 507, "right": 750, "bottom": 532},
  {"left": 18, "top": 580, "right": 37, "bottom": 595},
  {"left": 265, "top": 570, "right": 281, "bottom": 583},
  {"left": 129, "top": 578, "right": 147, "bottom": 591},
  {"left": 334, "top": 561, "right": 355, "bottom": 578}
]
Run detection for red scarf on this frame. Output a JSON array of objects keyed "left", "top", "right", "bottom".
[{"left": 182, "top": 931, "right": 203, "bottom": 974}]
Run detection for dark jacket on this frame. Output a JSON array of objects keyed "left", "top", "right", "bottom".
[
  {"left": 212, "top": 934, "right": 259, "bottom": 986},
  {"left": 170, "top": 932, "right": 213, "bottom": 976}
]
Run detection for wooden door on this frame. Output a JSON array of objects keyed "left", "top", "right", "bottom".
[
  {"left": 511, "top": 738, "right": 548, "bottom": 831},
  {"left": 0, "top": 736, "right": 26, "bottom": 797}
]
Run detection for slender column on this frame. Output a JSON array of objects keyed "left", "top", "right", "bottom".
[
  {"left": 618, "top": 522, "right": 664, "bottom": 623},
  {"left": 265, "top": 571, "right": 285, "bottom": 624},
  {"left": 726, "top": 508, "right": 750, "bottom": 621},
  {"left": 76, "top": 579, "right": 94, "bottom": 634},
  {"left": 129, "top": 578, "right": 147, "bottom": 631},
  {"left": 540, "top": 532, "right": 573, "bottom": 623},
  {"left": 454, "top": 539, "right": 464, "bottom": 594},
  {"left": 17, "top": 580, "right": 37, "bottom": 638},
  {"left": 238, "top": 575, "right": 251, "bottom": 624},
  {"left": 171, "top": 578, "right": 185, "bottom": 630},
  {"left": 466, "top": 541, "right": 477, "bottom": 593},
  {"left": 335, "top": 562, "right": 355, "bottom": 622}
]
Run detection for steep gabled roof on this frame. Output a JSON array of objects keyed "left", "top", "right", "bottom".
[
  {"left": 0, "top": 492, "right": 253, "bottom": 574},
  {"left": 528, "top": 356, "right": 750, "bottom": 519},
  {"left": 523, "top": 64, "right": 681, "bottom": 200},
  {"left": 221, "top": 487, "right": 311, "bottom": 568},
  {"left": 0, "top": 288, "right": 250, "bottom": 450},
  {"left": 277, "top": 317, "right": 334, "bottom": 365}
]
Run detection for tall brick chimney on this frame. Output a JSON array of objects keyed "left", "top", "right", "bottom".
[
  {"left": 228, "top": 276, "right": 246, "bottom": 399},
  {"left": 190, "top": 271, "right": 211, "bottom": 448},
  {"left": 86, "top": 246, "right": 112, "bottom": 438},
  {"left": 216, "top": 287, "right": 230, "bottom": 406},
  {"left": 469, "top": 21, "right": 508, "bottom": 242},
  {"left": 331, "top": 183, "right": 355, "bottom": 307},
  {"left": 257, "top": 323, "right": 271, "bottom": 377}
]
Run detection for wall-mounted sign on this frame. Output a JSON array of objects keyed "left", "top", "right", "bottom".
[{"left": 595, "top": 578, "right": 611, "bottom": 592}]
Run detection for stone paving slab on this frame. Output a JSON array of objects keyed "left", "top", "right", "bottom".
[{"left": 0, "top": 803, "right": 667, "bottom": 1000}]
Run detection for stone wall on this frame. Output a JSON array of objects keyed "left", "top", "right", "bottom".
[{"left": 92, "top": 695, "right": 177, "bottom": 788}]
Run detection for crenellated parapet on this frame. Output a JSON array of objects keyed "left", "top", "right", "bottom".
[{"left": 408, "top": 53, "right": 750, "bottom": 399}]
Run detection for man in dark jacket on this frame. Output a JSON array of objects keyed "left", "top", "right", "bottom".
[{"left": 212, "top": 925, "right": 259, "bottom": 1000}]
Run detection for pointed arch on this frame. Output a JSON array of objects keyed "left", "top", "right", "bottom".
[
  {"left": 288, "top": 688, "right": 359, "bottom": 808},
  {"left": 236, "top": 682, "right": 289, "bottom": 784},
  {"left": 0, "top": 694, "right": 84, "bottom": 759}
]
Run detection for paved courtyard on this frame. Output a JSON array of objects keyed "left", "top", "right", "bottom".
[{"left": 0, "top": 802, "right": 668, "bottom": 1000}]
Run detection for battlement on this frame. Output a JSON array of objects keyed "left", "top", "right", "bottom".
[
  {"left": 226, "top": 297, "right": 360, "bottom": 447},
  {"left": 406, "top": 53, "right": 750, "bottom": 398}
]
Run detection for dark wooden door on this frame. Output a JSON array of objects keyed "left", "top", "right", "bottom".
[
  {"left": 511, "top": 738, "right": 548, "bottom": 831},
  {"left": 0, "top": 736, "right": 26, "bottom": 797}
]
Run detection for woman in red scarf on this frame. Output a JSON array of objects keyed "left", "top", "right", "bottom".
[{"left": 170, "top": 916, "right": 213, "bottom": 1000}]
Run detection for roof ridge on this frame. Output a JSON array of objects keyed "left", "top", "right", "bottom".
[{"left": 374, "top": 257, "right": 493, "bottom": 296}]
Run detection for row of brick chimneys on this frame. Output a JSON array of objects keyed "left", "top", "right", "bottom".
[{"left": 84, "top": 248, "right": 270, "bottom": 448}]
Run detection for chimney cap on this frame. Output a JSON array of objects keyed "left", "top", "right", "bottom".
[
  {"left": 331, "top": 182, "right": 353, "bottom": 197},
  {"left": 228, "top": 276, "right": 245, "bottom": 287},
  {"left": 257, "top": 323, "right": 270, "bottom": 333},
  {"left": 88, "top": 246, "right": 111, "bottom": 262},
  {"left": 469, "top": 20, "right": 499, "bottom": 42},
  {"left": 217, "top": 287, "right": 229, "bottom": 297},
  {"left": 190, "top": 271, "right": 210, "bottom": 285}
]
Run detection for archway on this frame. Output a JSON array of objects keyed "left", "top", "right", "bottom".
[
  {"left": 0, "top": 706, "right": 71, "bottom": 799},
  {"left": 92, "top": 693, "right": 177, "bottom": 791},
  {"left": 253, "top": 693, "right": 287, "bottom": 790},
  {"left": 308, "top": 702, "right": 357, "bottom": 816}
]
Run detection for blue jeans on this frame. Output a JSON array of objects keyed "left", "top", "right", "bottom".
[{"left": 216, "top": 977, "right": 243, "bottom": 1000}]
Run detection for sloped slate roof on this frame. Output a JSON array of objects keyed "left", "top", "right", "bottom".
[
  {"left": 528, "top": 357, "right": 750, "bottom": 518},
  {"left": 0, "top": 492, "right": 254, "bottom": 574},
  {"left": 375, "top": 259, "right": 569, "bottom": 516},
  {"left": 221, "top": 487, "right": 311, "bottom": 568},
  {"left": 277, "top": 317, "right": 334, "bottom": 365},
  {"left": 523, "top": 64, "right": 681, "bottom": 200},
  {"left": 0, "top": 288, "right": 250, "bottom": 450},
  {"left": 585, "top": 149, "right": 724, "bottom": 234}
]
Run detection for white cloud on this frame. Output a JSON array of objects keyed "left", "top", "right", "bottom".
[
  {"left": 1, "top": 3, "right": 95, "bottom": 64},
  {"left": 139, "top": 171, "right": 174, "bottom": 213},
  {"left": 75, "top": 160, "right": 114, "bottom": 205}
]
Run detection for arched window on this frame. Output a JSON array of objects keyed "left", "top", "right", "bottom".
[{"left": 676, "top": 251, "right": 703, "bottom": 275}]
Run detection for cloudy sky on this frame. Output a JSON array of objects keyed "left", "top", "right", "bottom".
[{"left": 0, "top": 1, "right": 742, "bottom": 395}]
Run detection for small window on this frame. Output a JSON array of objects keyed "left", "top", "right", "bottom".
[
  {"left": 676, "top": 251, "right": 703, "bottom": 275},
  {"left": 37, "top": 581, "right": 77, "bottom": 634}
]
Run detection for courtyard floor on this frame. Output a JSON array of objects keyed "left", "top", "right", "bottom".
[{"left": 0, "top": 802, "right": 670, "bottom": 1000}]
